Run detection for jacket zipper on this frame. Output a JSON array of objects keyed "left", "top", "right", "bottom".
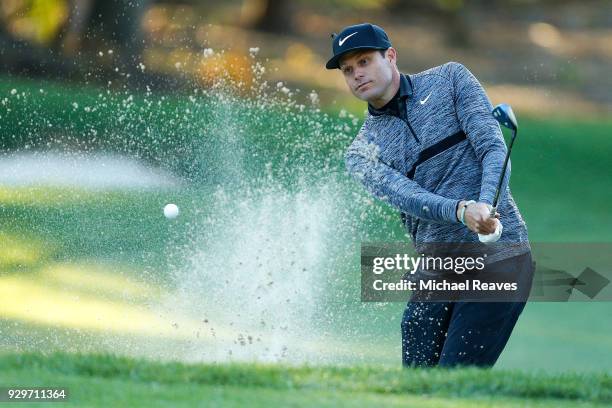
[
  {"left": 397, "top": 95, "right": 420, "bottom": 144},
  {"left": 403, "top": 74, "right": 420, "bottom": 143},
  {"left": 404, "top": 115, "right": 420, "bottom": 143}
]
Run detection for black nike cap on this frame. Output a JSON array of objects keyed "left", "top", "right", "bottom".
[{"left": 326, "top": 23, "right": 392, "bottom": 70}]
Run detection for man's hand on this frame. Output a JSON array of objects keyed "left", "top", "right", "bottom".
[{"left": 457, "top": 201, "right": 500, "bottom": 234}]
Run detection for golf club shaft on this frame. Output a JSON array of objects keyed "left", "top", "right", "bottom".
[{"left": 490, "top": 129, "right": 517, "bottom": 217}]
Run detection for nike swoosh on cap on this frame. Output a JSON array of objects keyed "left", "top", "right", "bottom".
[{"left": 338, "top": 32, "right": 357, "bottom": 46}]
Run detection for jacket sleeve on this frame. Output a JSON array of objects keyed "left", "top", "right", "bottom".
[
  {"left": 345, "top": 124, "right": 460, "bottom": 224},
  {"left": 450, "top": 62, "right": 510, "bottom": 206}
]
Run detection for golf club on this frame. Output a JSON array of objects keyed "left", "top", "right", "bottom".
[{"left": 478, "top": 103, "right": 518, "bottom": 243}]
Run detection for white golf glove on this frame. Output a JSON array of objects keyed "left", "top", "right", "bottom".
[{"left": 478, "top": 218, "right": 503, "bottom": 243}]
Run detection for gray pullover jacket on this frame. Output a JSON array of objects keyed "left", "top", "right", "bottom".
[{"left": 345, "top": 62, "right": 530, "bottom": 264}]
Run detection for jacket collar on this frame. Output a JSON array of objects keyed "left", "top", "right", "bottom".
[{"left": 367, "top": 72, "right": 413, "bottom": 117}]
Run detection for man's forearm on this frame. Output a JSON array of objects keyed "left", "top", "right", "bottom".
[
  {"left": 451, "top": 62, "right": 511, "bottom": 206},
  {"left": 345, "top": 138, "right": 460, "bottom": 224}
]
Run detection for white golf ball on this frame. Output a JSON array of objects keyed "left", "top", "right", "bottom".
[{"left": 163, "top": 203, "right": 179, "bottom": 219}]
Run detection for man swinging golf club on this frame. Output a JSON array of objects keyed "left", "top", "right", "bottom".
[{"left": 327, "top": 23, "right": 534, "bottom": 367}]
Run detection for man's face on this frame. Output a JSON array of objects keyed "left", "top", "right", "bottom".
[{"left": 338, "top": 48, "right": 395, "bottom": 102}]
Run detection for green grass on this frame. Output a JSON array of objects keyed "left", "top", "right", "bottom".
[
  {"left": 2, "top": 75, "right": 611, "bottom": 242},
  {"left": 0, "top": 186, "right": 200, "bottom": 273},
  {"left": 2, "top": 76, "right": 611, "bottom": 244},
  {"left": 0, "top": 351, "right": 609, "bottom": 407},
  {"left": 0, "top": 76, "right": 611, "bottom": 405},
  {"left": 507, "top": 116, "right": 612, "bottom": 241}
]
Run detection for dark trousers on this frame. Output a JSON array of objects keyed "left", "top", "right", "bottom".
[{"left": 400, "top": 251, "right": 535, "bottom": 368}]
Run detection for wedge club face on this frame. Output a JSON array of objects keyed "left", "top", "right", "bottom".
[{"left": 493, "top": 103, "right": 518, "bottom": 132}]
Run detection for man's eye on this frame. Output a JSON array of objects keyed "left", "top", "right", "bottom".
[{"left": 359, "top": 59, "right": 367, "bottom": 65}]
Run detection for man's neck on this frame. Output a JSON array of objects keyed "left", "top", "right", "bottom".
[{"left": 368, "top": 72, "right": 400, "bottom": 109}]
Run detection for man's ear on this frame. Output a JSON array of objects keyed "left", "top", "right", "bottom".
[{"left": 386, "top": 47, "right": 397, "bottom": 64}]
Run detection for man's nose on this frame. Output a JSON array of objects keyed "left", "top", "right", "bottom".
[{"left": 353, "top": 68, "right": 365, "bottom": 81}]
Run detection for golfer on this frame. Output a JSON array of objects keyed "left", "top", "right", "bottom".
[{"left": 327, "top": 23, "right": 535, "bottom": 367}]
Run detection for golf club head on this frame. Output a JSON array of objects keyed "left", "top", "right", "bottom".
[{"left": 492, "top": 103, "right": 518, "bottom": 131}]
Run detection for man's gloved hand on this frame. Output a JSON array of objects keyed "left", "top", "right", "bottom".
[{"left": 457, "top": 201, "right": 500, "bottom": 235}]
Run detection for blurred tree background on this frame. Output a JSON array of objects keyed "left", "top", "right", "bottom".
[{"left": 0, "top": 0, "right": 610, "bottom": 115}]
